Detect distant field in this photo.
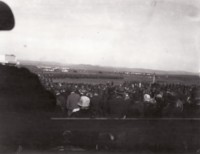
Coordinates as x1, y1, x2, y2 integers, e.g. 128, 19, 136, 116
125, 74, 199, 85
24, 65, 199, 85
53, 78, 124, 85
53, 74, 199, 85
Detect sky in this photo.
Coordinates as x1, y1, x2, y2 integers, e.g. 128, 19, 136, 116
0, 0, 200, 72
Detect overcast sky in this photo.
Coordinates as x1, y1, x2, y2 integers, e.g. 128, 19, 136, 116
0, 0, 200, 72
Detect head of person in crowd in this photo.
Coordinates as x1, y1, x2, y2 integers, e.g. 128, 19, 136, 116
71, 86, 80, 94
139, 82, 142, 88
92, 89, 99, 95
144, 93, 151, 102
78, 89, 91, 107
115, 88, 124, 98
71, 95, 91, 117
164, 91, 179, 105
86, 92, 93, 98
155, 92, 164, 101
79, 89, 87, 96
77, 98, 90, 110
55, 90, 60, 96
124, 93, 130, 100
144, 88, 150, 95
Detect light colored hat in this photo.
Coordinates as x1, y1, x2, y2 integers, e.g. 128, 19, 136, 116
124, 93, 130, 100
144, 94, 151, 102
156, 94, 163, 98
77, 96, 90, 109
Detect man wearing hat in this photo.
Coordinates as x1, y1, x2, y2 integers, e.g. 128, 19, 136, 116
71, 91, 91, 117
107, 89, 128, 118
90, 90, 103, 117
143, 92, 157, 117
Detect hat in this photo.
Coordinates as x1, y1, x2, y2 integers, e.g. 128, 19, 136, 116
56, 92, 60, 96
77, 96, 90, 109
79, 89, 87, 95
115, 87, 124, 95
156, 94, 163, 98
144, 94, 151, 102
124, 93, 130, 100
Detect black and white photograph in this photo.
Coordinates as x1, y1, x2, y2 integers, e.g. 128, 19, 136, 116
0, 0, 200, 153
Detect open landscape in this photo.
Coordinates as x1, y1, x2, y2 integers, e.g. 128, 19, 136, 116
21, 60, 200, 85
0, 0, 200, 153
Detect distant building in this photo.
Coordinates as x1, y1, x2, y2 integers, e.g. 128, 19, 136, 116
61, 68, 69, 73
0, 54, 19, 65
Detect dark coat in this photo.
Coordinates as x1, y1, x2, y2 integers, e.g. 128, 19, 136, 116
56, 94, 67, 112
126, 101, 144, 118
71, 109, 91, 118
90, 94, 103, 117
66, 92, 80, 111
108, 95, 128, 118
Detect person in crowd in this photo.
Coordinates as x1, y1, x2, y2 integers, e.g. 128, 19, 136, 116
71, 90, 91, 117
66, 88, 80, 116
55, 91, 65, 112
90, 90, 103, 117
162, 91, 184, 117
67, 91, 98, 149
107, 89, 128, 118
143, 92, 157, 117
184, 86, 200, 117
154, 92, 165, 117
126, 89, 145, 118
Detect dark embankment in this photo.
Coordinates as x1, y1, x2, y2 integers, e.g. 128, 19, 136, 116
0, 64, 59, 152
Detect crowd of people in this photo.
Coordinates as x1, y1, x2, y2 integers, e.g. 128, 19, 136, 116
2, 64, 200, 151
39, 75, 200, 118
